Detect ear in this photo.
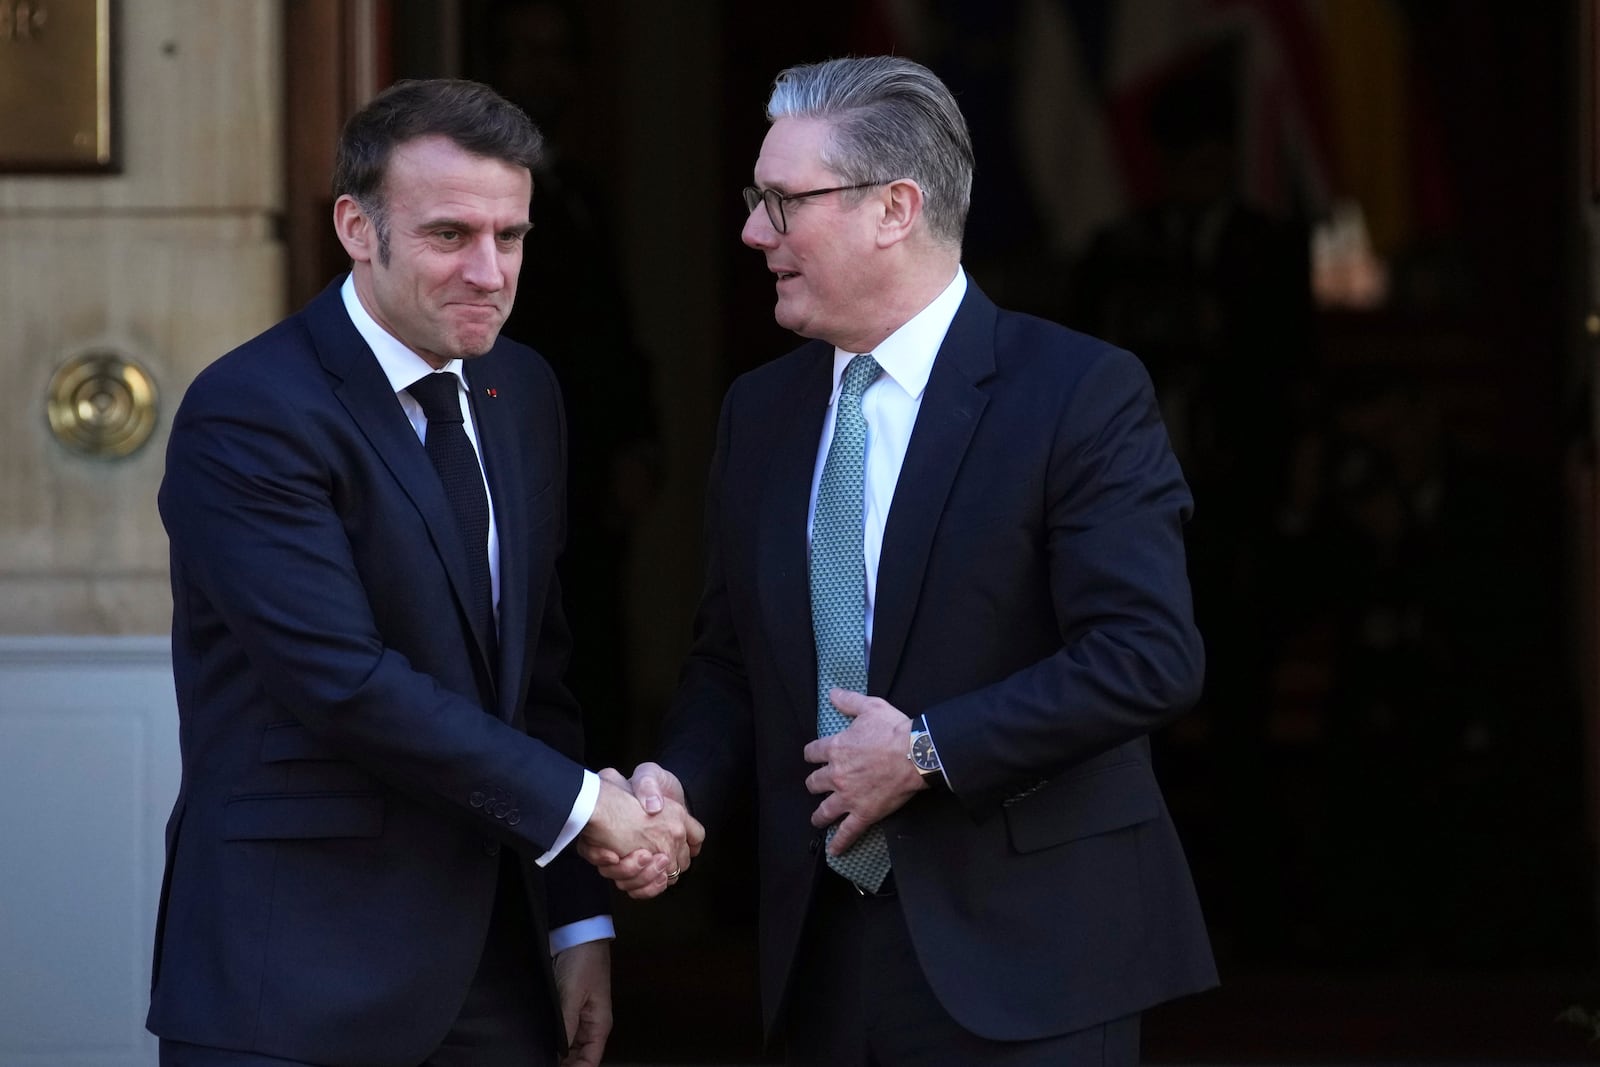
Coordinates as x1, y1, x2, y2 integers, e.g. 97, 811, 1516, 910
875, 178, 924, 248
332, 194, 377, 264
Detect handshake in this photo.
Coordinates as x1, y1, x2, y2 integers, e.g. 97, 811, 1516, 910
576, 763, 702, 899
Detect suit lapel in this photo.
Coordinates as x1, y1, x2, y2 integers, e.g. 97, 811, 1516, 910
757, 345, 834, 733
869, 285, 996, 696
305, 281, 500, 695
466, 355, 527, 721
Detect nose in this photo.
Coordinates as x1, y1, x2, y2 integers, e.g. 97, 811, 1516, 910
462, 234, 507, 291
742, 204, 777, 250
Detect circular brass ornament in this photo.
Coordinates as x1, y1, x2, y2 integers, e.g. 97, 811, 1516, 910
46, 351, 160, 459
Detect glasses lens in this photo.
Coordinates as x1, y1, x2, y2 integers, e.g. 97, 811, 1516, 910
741, 187, 787, 233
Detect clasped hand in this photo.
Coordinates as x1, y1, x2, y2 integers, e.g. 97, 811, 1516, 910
578, 690, 924, 892
803, 688, 927, 854
577, 766, 703, 899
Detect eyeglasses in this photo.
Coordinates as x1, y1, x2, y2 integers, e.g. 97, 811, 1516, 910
741, 182, 887, 234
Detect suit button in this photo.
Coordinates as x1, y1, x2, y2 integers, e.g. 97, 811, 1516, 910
507, 809, 521, 826
483, 841, 500, 857
469, 791, 486, 808
493, 801, 511, 819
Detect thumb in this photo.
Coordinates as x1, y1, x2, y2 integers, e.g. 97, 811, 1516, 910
829, 687, 866, 718
632, 762, 666, 814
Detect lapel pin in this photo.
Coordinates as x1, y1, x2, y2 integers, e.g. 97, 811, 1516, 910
484, 388, 498, 398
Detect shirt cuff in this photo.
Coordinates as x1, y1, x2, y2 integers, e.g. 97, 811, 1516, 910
549, 915, 617, 956
534, 768, 599, 867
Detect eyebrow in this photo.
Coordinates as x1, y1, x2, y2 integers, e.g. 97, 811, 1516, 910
421, 218, 533, 237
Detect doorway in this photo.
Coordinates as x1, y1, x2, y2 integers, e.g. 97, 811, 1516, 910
298, 1, 1598, 1059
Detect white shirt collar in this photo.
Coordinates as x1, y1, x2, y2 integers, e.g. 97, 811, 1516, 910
340, 274, 467, 394
830, 267, 967, 404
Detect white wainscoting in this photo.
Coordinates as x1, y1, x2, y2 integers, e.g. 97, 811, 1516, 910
0, 637, 177, 1067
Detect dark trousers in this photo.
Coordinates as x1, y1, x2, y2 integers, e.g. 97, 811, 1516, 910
160, 856, 556, 1067
783, 870, 1140, 1067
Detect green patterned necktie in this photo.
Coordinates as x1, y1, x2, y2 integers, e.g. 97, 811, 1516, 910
810, 353, 891, 892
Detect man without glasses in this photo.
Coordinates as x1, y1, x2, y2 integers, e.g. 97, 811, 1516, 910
150, 78, 700, 1067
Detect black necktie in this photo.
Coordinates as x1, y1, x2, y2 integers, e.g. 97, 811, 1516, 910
406, 373, 496, 649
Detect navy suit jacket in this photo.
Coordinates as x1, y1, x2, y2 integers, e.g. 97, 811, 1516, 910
659, 281, 1217, 1041
148, 279, 602, 1065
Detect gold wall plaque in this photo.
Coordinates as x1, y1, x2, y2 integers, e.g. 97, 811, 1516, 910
46, 350, 157, 459
0, 0, 115, 171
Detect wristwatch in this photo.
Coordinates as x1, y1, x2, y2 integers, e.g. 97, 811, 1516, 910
908, 716, 943, 783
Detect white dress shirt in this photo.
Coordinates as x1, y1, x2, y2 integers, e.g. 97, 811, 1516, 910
806, 267, 966, 650
341, 277, 610, 951
807, 268, 967, 780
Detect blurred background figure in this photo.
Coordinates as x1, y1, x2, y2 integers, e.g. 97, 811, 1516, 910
1070, 42, 1314, 967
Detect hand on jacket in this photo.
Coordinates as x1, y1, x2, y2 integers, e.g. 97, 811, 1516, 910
804, 689, 928, 853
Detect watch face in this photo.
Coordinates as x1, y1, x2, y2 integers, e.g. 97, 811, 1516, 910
911, 732, 939, 772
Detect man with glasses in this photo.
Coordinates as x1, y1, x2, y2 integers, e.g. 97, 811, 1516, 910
592, 56, 1215, 1065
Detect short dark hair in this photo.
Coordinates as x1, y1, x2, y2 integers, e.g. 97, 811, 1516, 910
332, 78, 543, 263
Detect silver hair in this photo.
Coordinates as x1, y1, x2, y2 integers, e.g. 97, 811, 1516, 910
766, 56, 973, 248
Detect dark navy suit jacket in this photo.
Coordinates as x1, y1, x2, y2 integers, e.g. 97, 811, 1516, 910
147, 279, 602, 1065
660, 281, 1217, 1041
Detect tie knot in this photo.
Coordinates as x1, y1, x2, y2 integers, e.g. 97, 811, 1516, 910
840, 354, 881, 400
407, 373, 464, 423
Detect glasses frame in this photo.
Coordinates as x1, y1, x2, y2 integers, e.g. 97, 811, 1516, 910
742, 181, 888, 234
